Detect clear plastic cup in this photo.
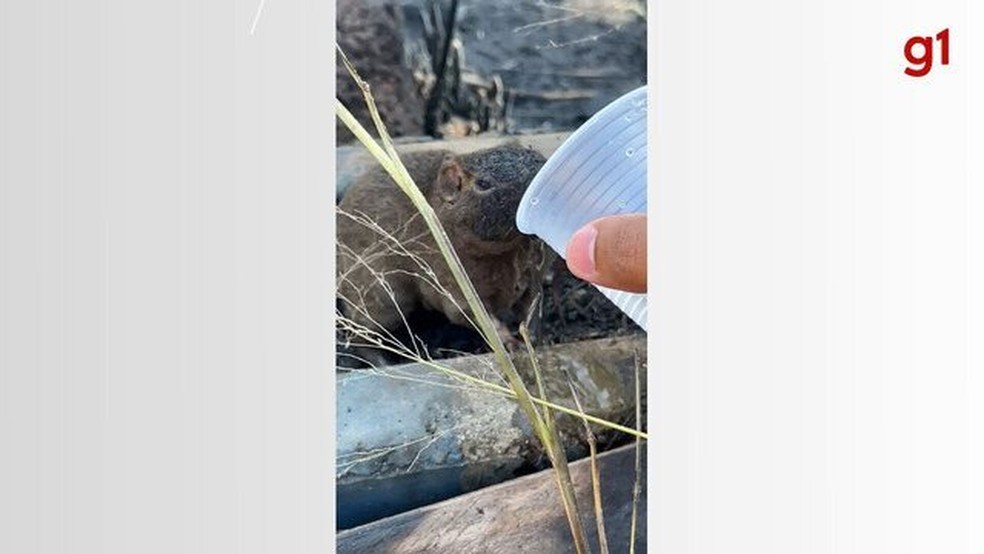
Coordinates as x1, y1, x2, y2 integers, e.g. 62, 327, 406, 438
516, 86, 647, 330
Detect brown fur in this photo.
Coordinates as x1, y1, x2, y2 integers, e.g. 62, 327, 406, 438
337, 145, 550, 346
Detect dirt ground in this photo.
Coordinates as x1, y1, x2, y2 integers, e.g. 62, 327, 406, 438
338, 0, 647, 137
336, 0, 646, 365
437, 0, 647, 131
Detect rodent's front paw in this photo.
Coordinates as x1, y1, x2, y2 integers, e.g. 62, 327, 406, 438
494, 319, 523, 352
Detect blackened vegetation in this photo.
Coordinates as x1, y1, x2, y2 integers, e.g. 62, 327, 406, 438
541, 258, 640, 345
336, 0, 427, 142
422, 0, 460, 135
338, 0, 647, 141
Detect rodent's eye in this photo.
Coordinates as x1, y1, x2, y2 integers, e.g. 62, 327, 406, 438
474, 177, 495, 191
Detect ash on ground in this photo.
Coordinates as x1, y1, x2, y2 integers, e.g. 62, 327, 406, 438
338, 0, 646, 140
336, 259, 641, 369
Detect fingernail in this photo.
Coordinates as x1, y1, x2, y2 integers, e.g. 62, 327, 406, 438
566, 223, 598, 279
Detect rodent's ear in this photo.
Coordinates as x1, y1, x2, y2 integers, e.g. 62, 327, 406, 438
436, 156, 468, 201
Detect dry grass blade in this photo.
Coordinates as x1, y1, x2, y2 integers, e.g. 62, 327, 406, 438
566, 375, 609, 554
521, 321, 589, 554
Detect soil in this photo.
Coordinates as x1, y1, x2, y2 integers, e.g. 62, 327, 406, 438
441, 0, 647, 132
336, 257, 641, 368
338, 0, 647, 138
336, 0, 427, 142
540, 256, 641, 344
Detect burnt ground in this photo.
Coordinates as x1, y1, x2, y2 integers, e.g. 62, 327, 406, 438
336, 0, 646, 366
419, 255, 643, 353
444, 0, 647, 132
338, 0, 647, 138
336, 256, 641, 368
540, 257, 640, 343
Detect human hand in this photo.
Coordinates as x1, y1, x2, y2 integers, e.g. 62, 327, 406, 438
564, 214, 646, 293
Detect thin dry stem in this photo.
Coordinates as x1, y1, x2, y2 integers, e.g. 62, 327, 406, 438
521, 322, 589, 554
567, 375, 609, 554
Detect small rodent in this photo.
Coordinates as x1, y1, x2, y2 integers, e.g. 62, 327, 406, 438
337, 144, 551, 354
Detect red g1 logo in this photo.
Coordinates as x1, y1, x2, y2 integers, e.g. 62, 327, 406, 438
904, 28, 950, 78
